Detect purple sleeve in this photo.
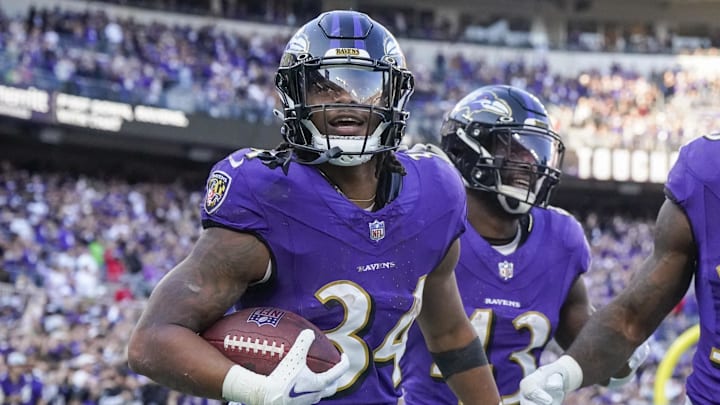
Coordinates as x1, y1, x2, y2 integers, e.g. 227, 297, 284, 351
200, 150, 268, 234
550, 207, 590, 278
665, 144, 694, 204
407, 151, 467, 245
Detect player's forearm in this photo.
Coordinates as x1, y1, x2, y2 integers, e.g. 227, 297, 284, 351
446, 366, 500, 405
569, 254, 686, 386
565, 304, 642, 386
128, 324, 232, 399
429, 332, 499, 403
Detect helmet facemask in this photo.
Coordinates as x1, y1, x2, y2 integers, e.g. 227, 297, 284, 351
448, 122, 564, 214
276, 55, 413, 166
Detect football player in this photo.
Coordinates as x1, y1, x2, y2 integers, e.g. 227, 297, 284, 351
519, 134, 719, 405
400, 85, 647, 404
128, 10, 500, 405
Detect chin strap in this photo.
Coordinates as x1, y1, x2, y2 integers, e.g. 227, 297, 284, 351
304, 147, 344, 165
497, 193, 532, 215
256, 147, 344, 175
255, 148, 294, 174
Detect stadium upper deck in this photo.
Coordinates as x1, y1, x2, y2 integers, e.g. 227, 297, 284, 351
0, 0, 717, 190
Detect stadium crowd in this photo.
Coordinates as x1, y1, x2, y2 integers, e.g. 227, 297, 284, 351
100, 0, 720, 53
0, 2, 704, 404
1, 5, 720, 152
0, 160, 215, 404
0, 158, 698, 404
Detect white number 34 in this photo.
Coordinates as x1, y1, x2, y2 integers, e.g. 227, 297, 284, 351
315, 278, 426, 391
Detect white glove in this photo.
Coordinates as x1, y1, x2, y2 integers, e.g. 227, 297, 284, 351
605, 341, 650, 389
519, 355, 583, 405
222, 329, 350, 405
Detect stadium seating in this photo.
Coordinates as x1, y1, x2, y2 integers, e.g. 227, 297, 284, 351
0, 2, 704, 403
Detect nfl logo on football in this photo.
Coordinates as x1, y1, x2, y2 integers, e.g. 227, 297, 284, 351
498, 260, 514, 280
247, 307, 286, 327
369, 220, 386, 241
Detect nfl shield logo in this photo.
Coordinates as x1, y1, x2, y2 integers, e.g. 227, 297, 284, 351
369, 219, 386, 241
498, 260, 514, 280
246, 307, 286, 327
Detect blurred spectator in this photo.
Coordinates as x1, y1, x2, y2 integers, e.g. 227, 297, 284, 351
0, 351, 44, 404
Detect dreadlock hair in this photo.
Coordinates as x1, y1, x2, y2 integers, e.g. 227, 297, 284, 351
374, 150, 406, 178
373, 150, 405, 209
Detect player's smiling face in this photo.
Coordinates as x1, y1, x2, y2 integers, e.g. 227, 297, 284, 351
490, 134, 538, 190
305, 68, 384, 137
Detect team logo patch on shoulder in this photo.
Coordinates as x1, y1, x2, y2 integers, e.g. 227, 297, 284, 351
247, 307, 286, 327
204, 170, 231, 214
369, 219, 386, 241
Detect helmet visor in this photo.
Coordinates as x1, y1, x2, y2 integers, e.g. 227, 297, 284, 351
486, 128, 563, 169
304, 66, 390, 108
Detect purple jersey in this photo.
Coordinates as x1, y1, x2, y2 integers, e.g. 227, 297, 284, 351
401, 207, 590, 404
665, 134, 720, 405
0, 373, 43, 405
201, 148, 466, 404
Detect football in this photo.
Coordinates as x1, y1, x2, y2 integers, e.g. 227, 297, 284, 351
201, 307, 341, 375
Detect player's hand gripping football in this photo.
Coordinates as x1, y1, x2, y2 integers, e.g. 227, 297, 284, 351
519, 355, 583, 405
222, 329, 350, 405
